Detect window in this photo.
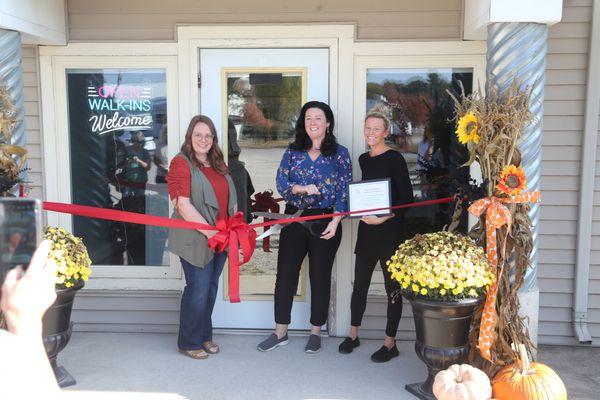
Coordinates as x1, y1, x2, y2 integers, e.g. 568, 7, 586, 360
366, 68, 473, 235
66, 68, 169, 266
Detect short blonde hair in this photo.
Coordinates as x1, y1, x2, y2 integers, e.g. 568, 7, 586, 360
365, 103, 391, 131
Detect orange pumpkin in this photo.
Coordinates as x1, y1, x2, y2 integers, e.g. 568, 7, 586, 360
492, 344, 567, 400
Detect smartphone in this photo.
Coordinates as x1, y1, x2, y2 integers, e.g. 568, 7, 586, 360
0, 198, 43, 284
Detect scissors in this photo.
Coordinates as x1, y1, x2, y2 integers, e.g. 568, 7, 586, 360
252, 210, 328, 240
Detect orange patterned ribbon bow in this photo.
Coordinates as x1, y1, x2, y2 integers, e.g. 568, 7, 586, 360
468, 191, 541, 362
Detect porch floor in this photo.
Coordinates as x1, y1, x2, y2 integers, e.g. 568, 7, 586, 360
59, 332, 599, 400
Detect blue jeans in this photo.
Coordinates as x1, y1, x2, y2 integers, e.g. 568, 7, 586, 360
178, 253, 226, 350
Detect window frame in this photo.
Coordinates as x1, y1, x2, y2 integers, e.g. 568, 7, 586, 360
40, 46, 181, 289
352, 44, 486, 296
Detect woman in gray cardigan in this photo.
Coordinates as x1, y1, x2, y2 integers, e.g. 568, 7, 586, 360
168, 115, 237, 360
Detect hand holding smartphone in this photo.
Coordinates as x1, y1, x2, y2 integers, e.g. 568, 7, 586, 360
0, 198, 42, 285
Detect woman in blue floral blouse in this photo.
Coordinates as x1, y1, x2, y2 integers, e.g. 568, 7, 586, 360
257, 101, 352, 354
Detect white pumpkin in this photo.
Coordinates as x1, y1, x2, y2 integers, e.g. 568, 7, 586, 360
433, 364, 492, 400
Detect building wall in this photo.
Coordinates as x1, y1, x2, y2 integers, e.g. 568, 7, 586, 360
362, 1, 599, 345
20, 1, 598, 341
66, 0, 463, 41
22, 45, 43, 200
537, 0, 595, 345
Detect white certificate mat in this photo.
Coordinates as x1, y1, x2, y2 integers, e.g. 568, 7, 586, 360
348, 178, 392, 218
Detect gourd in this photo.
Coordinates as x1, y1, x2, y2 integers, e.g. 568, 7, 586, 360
433, 364, 492, 400
492, 344, 567, 400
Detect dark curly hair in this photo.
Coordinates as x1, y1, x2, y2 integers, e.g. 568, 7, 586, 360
289, 101, 338, 157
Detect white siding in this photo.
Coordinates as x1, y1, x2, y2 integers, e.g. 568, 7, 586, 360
538, 0, 594, 345
21, 45, 43, 200
71, 290, 180, 333
67, 0, 463, 41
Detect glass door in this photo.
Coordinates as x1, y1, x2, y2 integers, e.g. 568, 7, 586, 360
199, 48, 329, 329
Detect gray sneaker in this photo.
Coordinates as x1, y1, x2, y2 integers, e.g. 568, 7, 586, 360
257, 333, 288, 352
304, 334, 322, 354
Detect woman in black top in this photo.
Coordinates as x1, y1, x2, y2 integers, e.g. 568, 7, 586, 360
338, 108, 413, 362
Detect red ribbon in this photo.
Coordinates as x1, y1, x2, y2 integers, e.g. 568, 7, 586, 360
207, 212, 257, 303
42, 196, 454, 303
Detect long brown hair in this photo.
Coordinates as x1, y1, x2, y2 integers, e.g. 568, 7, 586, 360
181, 115, 229, 175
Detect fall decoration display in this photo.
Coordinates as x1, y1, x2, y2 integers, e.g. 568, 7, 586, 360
44, 226, 92, 289
42, 227, 91, 388
388, 231, 494, 301
0, 81, 26, 196
449, 81, 539, 372
433, 364, 492, 400
390, 233, 492, 400
492, 344, 567, 400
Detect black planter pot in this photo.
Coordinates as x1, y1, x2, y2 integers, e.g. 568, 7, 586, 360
42, 281, 84, 388
405, 296, 482, 400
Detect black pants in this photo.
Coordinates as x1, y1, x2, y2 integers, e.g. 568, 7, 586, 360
274, 208, 342, 326
350, 253, 403, 337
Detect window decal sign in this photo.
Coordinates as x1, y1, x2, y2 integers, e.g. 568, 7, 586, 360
87, 83, 154, 135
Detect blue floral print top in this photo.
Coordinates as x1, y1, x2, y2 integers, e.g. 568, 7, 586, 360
276, 145, 352, 212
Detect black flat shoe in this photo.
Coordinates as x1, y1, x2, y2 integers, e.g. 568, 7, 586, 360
370, 344, 399, 363
338, 337, 360, 354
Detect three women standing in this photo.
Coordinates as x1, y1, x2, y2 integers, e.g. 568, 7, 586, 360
257, 101, 352, 353
338, 108, 413, 362
169, 104, 412, 360
167, 115, 237, 360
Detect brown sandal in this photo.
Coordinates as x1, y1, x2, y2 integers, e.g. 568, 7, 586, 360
203, 341, 220, 354
178, 348, 209, 359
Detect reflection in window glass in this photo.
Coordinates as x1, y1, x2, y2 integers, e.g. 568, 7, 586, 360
225, 71, 305, 298
67, 69, 168, 266
366, 68, 473, 236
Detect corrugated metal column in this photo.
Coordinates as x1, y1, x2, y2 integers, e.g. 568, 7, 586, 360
487, 22, 548, 344
0, 29, 26, 180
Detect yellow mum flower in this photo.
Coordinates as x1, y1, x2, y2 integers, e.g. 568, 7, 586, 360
386, 231, 493, 300
45, 226, 92, 290
456, 112, 480, 145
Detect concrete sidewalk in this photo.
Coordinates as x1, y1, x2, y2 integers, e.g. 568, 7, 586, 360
59, 332, 599, 400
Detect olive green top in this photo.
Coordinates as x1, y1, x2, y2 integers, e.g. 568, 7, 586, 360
168, 153, 237, 267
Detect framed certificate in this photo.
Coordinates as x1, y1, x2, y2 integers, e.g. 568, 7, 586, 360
348, 178, 392, 218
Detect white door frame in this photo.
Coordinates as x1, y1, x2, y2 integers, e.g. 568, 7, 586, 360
177, 25, 355, 335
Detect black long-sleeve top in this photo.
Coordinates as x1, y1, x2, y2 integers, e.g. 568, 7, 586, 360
354, 149, 414, 262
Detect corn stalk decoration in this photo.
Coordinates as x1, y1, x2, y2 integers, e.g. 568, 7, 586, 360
0, 80, 26, 197
448, 80, 539, 376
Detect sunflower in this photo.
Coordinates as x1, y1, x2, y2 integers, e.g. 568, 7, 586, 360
455, 112, 480, 144
496, 164, 526, 196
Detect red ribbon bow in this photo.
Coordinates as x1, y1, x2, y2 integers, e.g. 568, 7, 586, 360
207, 212, 257, 303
